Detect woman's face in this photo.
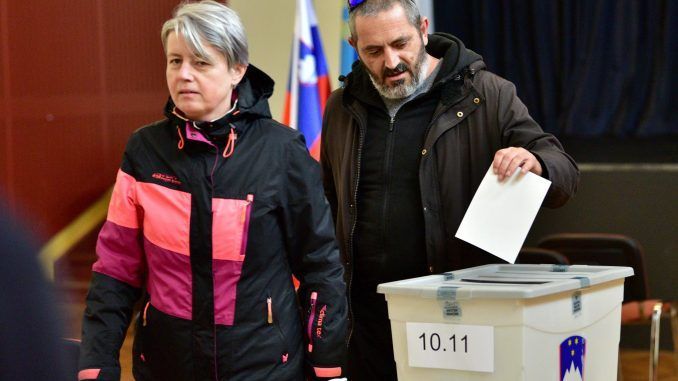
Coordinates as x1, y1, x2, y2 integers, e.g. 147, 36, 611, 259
165, 32, 246, 121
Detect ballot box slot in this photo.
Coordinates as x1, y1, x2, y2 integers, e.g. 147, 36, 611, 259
460, 278, 549, 285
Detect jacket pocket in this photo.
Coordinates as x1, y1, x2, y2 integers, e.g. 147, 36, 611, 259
212, 195, 253, 326
266, 294, 290, 364
138, 301, 152, 362
142, 300, 151, 327
212, 194, 254, 261
132, 303, 194, 380
132, 301, 153, 380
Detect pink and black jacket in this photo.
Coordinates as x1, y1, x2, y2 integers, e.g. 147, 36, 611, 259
78, 65, 347, 381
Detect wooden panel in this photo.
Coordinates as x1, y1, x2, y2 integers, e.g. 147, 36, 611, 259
0, 118, 8, 196
7, 0, 100, 97
2, 0, 177, 237
0, 0, 10, 196
103, 0, 176, 93
11, 114, 107, 238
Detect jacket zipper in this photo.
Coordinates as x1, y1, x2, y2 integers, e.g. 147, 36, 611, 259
240, 194, 254, 256
382, 116, 397, 246
267, 297, 273, 324
190, 127, 233, 381
346, 104, 366, 347
142, 301, 151, 326
210, 146, 220, 381
307, 291, 318, 352
140, 301, 151, 363
267, 294, 290, 363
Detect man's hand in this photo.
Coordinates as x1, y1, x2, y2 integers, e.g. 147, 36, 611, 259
492, 147, 542, 182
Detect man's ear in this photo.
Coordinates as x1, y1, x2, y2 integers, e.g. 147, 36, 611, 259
348, 37, 356, 49
420, 16, 430, 45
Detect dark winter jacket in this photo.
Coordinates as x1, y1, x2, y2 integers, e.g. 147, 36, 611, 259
321, 32, 579, 287
79, 64, 347, 381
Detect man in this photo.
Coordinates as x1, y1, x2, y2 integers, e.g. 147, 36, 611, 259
320, 0, 579, 379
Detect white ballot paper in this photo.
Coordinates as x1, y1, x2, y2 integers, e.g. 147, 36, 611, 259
455, 166, 551, 263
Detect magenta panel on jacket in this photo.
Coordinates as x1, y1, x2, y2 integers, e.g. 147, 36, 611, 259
94, 220, 145, 287
213, 258, 244, 326
144, 237, 193, 320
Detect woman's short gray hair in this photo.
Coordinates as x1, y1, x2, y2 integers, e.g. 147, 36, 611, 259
161, 0, 248, 66
349, 0, 421, 41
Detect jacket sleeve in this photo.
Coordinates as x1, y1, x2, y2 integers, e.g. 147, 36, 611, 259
496, 79, 580, 208
282, 134, 348, 380
78, 151, 145, 380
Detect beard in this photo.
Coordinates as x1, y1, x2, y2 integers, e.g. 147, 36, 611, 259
365, 42, 429, 100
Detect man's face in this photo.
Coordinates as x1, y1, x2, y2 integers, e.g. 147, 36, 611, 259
351, 4, 429, 99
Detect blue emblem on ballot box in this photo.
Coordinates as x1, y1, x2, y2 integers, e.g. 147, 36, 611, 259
560, 335, 586, 381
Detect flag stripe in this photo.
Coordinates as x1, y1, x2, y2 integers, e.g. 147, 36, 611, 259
284, 0, 331, 162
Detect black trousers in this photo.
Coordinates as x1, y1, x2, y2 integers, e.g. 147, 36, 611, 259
348, 290, 398, 381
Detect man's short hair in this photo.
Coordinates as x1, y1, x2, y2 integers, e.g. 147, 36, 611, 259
348, 0, 421, 42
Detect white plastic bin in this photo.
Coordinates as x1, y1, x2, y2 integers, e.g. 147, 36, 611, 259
377, 264, 633, 381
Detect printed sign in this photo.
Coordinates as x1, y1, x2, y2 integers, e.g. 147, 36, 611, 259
406, 322, 494, 372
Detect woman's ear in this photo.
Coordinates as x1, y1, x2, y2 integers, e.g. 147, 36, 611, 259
231, 64, 248, 87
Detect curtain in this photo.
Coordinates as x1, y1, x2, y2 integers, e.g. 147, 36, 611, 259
434, 0, 677, 138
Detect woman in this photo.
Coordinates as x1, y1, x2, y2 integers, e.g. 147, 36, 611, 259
78, 2, 347, 380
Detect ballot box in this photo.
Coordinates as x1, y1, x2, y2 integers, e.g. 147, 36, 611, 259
377, 264, 634, 381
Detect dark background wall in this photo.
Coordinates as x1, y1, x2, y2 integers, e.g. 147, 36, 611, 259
0, 0, 177, 239
435, 0, 677, 138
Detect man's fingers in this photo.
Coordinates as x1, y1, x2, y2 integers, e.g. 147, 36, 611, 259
494, 149, 512, 179
493, 148, 542, 181
494, 148, 537, 181
492, 150, 505, 174
520, 158, 532, 173
500, 150, 522, 180
505, 156, 526, 178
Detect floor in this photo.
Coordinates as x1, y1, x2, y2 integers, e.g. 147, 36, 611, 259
619, 350, 677, 381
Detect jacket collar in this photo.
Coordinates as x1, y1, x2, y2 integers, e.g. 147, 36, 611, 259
164, 63, 275, 136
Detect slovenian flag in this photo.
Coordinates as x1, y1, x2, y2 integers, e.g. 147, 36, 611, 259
282, 0, 331, 161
